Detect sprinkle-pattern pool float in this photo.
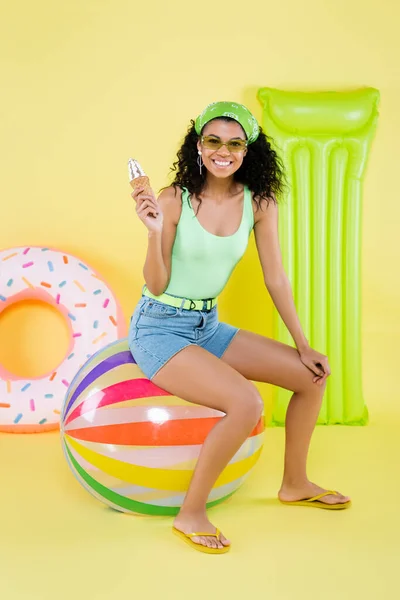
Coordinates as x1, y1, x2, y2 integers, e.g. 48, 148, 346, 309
0, 246, 126, 432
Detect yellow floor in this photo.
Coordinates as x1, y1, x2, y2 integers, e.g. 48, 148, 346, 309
1, 400, 399, 600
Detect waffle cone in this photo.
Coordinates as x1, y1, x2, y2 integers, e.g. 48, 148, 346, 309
129, 175, 151, 195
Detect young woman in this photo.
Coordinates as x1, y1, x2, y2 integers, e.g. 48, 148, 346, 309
129, 101, 350, 555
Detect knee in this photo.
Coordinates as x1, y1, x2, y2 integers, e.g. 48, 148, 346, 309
299, 375, 327, 397
292, 356, 328, 396
233, 385, 264, 426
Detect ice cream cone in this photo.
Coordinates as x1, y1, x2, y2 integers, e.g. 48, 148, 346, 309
128, 158, 152, 195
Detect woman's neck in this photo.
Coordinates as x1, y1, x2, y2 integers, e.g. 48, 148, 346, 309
201, 174, 242, 202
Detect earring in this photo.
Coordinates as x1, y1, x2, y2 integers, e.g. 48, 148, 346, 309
197, 151, 203, 176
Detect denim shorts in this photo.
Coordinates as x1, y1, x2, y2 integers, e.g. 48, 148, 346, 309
128, 295, 239, 380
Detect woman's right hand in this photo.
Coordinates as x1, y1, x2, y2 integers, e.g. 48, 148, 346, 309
131, 186, 164, 233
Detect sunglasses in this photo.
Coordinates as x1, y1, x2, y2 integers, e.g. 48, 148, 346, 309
200, 135, 247, 153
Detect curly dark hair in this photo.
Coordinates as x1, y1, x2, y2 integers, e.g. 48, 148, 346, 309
167, 118, 287, 211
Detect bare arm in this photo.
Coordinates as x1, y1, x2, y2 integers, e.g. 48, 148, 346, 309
254, 198, 309, 352
141, 186, 181, 296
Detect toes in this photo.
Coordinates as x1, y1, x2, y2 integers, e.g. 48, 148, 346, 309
220, 534, 231, 547
203, 535, 225, 549
332, 491, 350, 503
175, 524, 230, 550
324, 495, 340, 505
327, 493, 350, 504
202, 534, 228, 549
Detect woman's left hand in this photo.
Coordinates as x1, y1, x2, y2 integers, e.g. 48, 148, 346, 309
298, 346, 331, 386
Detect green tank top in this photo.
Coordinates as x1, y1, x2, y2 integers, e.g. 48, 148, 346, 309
164, 185, 254, 300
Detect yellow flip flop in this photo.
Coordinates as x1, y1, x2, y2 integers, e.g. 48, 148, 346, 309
172, 527, 230, 554
279, 490, 351, 510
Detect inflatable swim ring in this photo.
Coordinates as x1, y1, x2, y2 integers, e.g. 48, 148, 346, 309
0, 246, 126, 433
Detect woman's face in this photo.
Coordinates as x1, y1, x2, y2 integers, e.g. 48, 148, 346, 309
197, 119, 248, 179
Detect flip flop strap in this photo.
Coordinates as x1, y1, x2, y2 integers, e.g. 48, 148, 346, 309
306, 490, 338, 502
187, 528, 220, 539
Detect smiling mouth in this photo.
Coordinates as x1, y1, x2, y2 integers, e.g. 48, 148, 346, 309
212, 160, 233, 168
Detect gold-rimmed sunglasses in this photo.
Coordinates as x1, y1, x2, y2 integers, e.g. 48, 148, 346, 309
200, 135, 248, 153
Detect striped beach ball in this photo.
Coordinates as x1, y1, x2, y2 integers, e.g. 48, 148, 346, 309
61, 339, 265, 516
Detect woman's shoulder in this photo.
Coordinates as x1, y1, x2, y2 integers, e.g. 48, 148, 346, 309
251, 190, 278, 222
158, 184, 187, 200
157, 185, 185, 224
158, 185, 185, 202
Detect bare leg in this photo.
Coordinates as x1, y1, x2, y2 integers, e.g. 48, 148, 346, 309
222, 330, 350, 505
152, 345, 263, 550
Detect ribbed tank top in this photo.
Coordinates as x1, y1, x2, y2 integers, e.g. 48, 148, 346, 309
163, 186, 254, 300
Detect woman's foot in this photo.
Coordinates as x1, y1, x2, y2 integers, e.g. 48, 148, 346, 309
278, 480, 350, 506
173, 512, 231, 550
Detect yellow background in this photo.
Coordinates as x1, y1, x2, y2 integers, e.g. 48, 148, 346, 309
0, 0, 398, 417
0, 1, 399, 598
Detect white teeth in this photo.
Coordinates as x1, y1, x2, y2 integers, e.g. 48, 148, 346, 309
214, 161, 230, 166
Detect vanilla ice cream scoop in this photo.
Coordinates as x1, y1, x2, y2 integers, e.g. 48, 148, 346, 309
128, 158, 152, 195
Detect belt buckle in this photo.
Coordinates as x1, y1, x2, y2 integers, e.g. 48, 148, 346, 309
187, 298, 213, 311
203, 298, 213, 312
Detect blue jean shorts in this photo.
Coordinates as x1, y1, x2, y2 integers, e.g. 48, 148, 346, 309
128, 295, 239, 380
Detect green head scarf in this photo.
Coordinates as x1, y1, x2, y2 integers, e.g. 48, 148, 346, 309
195, 101, 260, 144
